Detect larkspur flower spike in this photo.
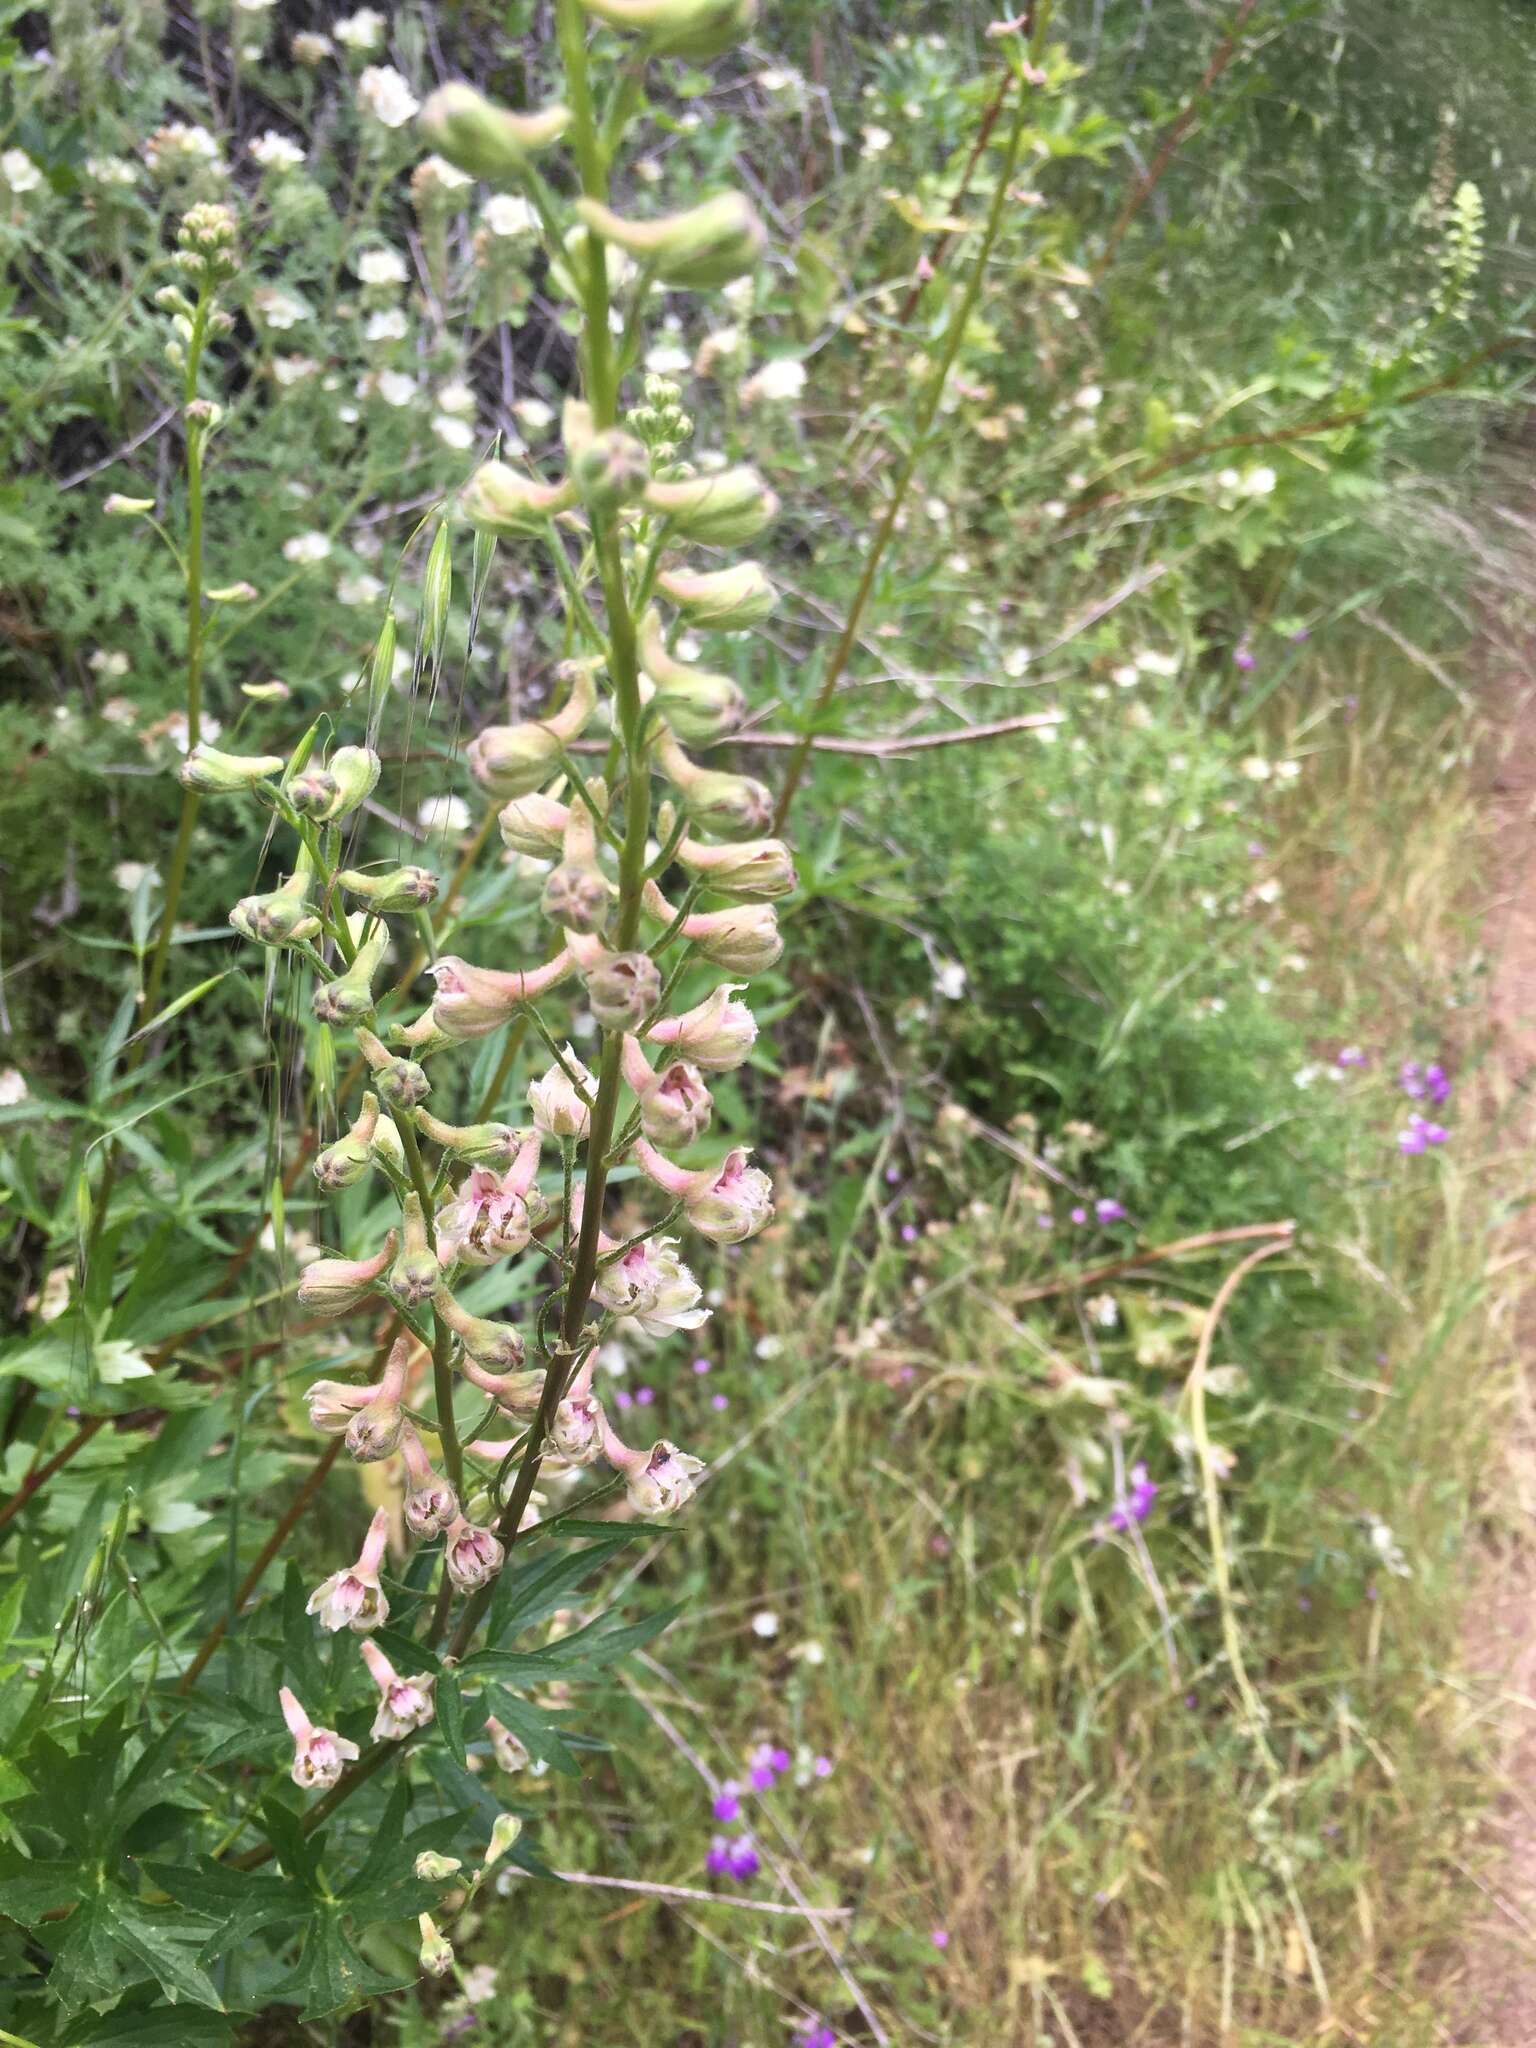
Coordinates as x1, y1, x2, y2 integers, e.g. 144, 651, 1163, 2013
306, 1506, 391, 1633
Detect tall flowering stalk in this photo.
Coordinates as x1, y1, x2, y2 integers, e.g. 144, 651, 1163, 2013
199, 0, 788, 1827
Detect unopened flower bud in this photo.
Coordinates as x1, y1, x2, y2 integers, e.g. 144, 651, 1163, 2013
231, 856, 318, 944
443, 1514, 505, 1590
414, 1108, 521, 1165
485, 1715, 531, 1773
467, 663, 598, 798
541, 859, 611, 935
419, 83, 570, 180
417, 1911, 454, 1977
601, 1427, 706, 1518
657, 560, 777, 630
461, 458, 577, 540
622, 1039, 715, 1147
484, 1812, 523, 1867
577, 0, 756, 57
291, 745, 380, 824
355, 1025, 432, 1110
179, 743, 284, 793
428, 950, 576, 1041
314, 1091, 384, 1190
345, 1394, 404, 1462
575, 191, 766, 289
336, 864, 440, 911
415, 1851, 463, 1882
528, 1046, 596, 1138
572, 428, 650, 514
656, 734, 773, 838
585, 950, 662, 1031
647, 981, 756, 1070
104, 492, 156, 517
312, 925, 390, 1026
676, 833, 796, 899
551, 1391, 606, 1467
401, 1427, 459, 1538
686, 1147, 774, 1243
207, 580, 258, 604
683, 904, 783, 974
644, 466, 778, 545
297, 1231, 398, 1318
388, 1193, 440, 1306
434, 1285, 527, 1370
499, 790, 572, 859
285, 766, 339, 817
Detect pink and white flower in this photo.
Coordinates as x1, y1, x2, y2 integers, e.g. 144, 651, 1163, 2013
280, 1686, 359, 1790
444, 1515, 505, 1590
306, 1506, 390, 1633
429, 950, 574, 1041
621, 1036, 713, 1147
601, 1427, 706, 1518
401, 1426, 458, 1538
550, 1390, 606, 1467
634, 1140, 773, 1246
435, 1133, 542, 1267
646, 982, 757, 1071
359, 1638, 437, 1741
593, 1236, 709, 1340
528, 1046, 597, 1138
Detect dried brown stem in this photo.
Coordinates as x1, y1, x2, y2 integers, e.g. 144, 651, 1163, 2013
1014, 1219, 1296, 1305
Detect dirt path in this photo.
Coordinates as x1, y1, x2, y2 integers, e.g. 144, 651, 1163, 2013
1462, 663, 1536, 2043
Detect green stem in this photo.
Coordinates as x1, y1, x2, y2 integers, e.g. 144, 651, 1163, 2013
398, 1116, 463, 1498
556, 0, 616, 423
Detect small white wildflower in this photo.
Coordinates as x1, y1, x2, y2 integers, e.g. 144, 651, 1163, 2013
860, 124, 893, 158
1111, 663, 1140, 688
112, 861, 157, 893
1087, 1294, 1119, 1330
2, 149, 43, 194
337, 572, 384, 607
282, 530, 332, 565
85, 155, 138, 188
0, 1068, 30, 1107
374, 369, 416, 407
512, 396, 554, 432
251, 286, 308, 332
1240, 465, 1277, 497
355, 244, 410, 287
291, 28, 332, 62
334, 7, 385, 51
1073, 383, 1103, 411
418, 794, 471, 834
934, 959, 967, 1001
89, 649, 130, 680
432, 414, 475, 451
357, 65, 419, 128
1239, 755, 1272, 782
1136, 650, 1180, 676
481, 193, 537, 239
272, 354, 319, 388
644, 341, 691, 377
436, 378, 476, 416
1002, 646, 1032, 678
750, 1611, 781, 1639
250, 130, 304, 172
790, 1638, 826, 1666
364, 306, 409, 345
740, 357, 806, 407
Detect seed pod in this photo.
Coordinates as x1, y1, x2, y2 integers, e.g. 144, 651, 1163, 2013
180, 744, 285, 793
575, 192, 766, 290
419, 83, 570, 180
643, 467, 778, 546
656, 561, 777, 629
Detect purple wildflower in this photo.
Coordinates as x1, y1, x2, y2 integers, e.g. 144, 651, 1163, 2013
1336, 1045, 1368, 1069
813, 1754, 833, 1778
900, 1222, 918, 1244
885, 1165, 901, 1184
796, 2027, 836, 2048
614, 1387, 633, 1410
1398, 1113, 1448, 1155
692, 1356, 712, 1374
705, 1836, 733, 1877
1070, 1205, 1088, 1225
1036, 1213, 1053, 1230
636, 1385, 655, 1406
1097, 1462, 1158, 1539
1094, 1198, 1126, 1224
727, 1835, 760, 1880
932, 1927, 950, 1950
749, 1762, 774, 1791
1399, 1060, 1425, 1099
713, 1782, 741, 1823
1424, 1062, 1451, 1105
711, 1392, 729, 1410
770, 1746, 791, 1772
1234, 643, 1256, 671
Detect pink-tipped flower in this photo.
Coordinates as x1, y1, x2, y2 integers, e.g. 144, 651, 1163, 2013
528, 1046, 597, 1138
681, 904, 783, 975
686, 1148, 774, 1245
433, 1284, 528, 1370
646, 982, 757, 1071
306, 1507, 391, 1633
297, 1231, 397, 1319
551, 1390, 606, 1467
417, 1911, 454, 1977
280, 1686, 359, 1791
436, 1140, 541, 1267
602, 1425, 706, 1518
485, 1714, 531, 1773
359, 1637, 437, 1741
674, 833, 797, 901
303, 1377, 378, 1436
583, 949, 662, 1030
429, 948, 575, 1041
622, 1036, 714, 1148
344, 1337, 409, 1463
401, 1426, 459, 1538
444, 1515, 505, 1590
593, 1236, 710, 1339
457, 1356, 545, 1417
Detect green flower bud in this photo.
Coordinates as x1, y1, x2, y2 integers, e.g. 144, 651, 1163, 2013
179, 743, 285, 793
656, 561, 777, 629
414, 1108, 521, 1165
312, 927, 390, 1027
675, 833, 797, 899
577, 0, 756, 57
356, 1025, 432, 1110
323, 745, 382, 822
419, 84, 571, 180
417, 1911, 454, 1978
297, 1231, 398, 1319
644, 467, 778, 545
499, 789, 572, 858
483, 1812, 523, 1868
572, 429, 650, 514
637, 608, 745, 741
314, 1092, 384, 1191
461, 458, 577, 538
467, 663, 598, 799
656, 733, 773, 837
388, 1193, 441, 1307
230, 853, 317, 944
574, 192, 766, 289
414, 1852, 463, 1882
336, 865, 441, 912
541, 860, 612, 935
104, 493, 156, 517
373, 1111, 406, 1174
434, 1285, 527, 1369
